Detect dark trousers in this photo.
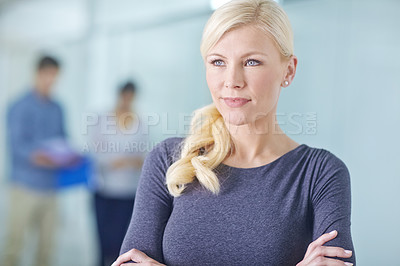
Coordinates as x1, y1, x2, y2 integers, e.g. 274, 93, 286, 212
94, 192, 135, 266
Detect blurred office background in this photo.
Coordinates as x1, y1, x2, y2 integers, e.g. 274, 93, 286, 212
0, 0, 399, 265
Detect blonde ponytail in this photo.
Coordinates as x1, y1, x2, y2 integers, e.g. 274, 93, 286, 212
166, 103, 232, 197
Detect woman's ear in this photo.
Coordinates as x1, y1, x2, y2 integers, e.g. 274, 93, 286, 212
281, 55, 298, 87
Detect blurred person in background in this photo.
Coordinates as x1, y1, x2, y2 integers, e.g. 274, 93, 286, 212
88, 81, 149, 266
2, 55, 65, 266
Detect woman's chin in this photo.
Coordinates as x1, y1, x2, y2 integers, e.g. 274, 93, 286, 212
222, 114, 248, 127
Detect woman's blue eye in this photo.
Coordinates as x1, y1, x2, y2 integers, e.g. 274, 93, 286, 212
245, 59, 260, 66
212, 60, 224, 66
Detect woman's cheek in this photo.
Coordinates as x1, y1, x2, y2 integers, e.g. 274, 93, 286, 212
206, 74, 221, 93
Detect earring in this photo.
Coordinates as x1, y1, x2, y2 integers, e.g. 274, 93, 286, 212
284, 81, 289, 86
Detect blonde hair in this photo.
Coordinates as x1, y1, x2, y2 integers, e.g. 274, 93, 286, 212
201, 0, 294, 60
166, 0, 294, 197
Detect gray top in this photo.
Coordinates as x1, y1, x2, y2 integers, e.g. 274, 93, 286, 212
121, 137, 356, 265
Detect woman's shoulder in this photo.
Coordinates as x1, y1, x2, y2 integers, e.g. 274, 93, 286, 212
152, 136, 185, 154
300, 144, 351, 189
146, 136, 185, 167
158, 136, 185, 148
302, 144, 349, 170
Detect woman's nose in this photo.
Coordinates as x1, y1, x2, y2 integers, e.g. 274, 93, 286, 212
224, 65, 244, 89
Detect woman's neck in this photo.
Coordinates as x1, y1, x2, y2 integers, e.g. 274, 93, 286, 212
223, 116, 299, 167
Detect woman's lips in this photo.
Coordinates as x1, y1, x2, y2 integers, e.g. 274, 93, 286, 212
222, 97, 251, 108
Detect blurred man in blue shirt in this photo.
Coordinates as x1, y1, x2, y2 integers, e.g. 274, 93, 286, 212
2, 55, 65, 266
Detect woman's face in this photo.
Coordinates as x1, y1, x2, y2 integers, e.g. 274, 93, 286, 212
205, 25, 297, 128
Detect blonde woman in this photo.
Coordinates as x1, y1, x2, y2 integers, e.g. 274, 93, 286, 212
112, 0, 355, 265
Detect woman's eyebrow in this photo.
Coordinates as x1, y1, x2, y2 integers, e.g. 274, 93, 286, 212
207, 52, 268, 59
207, 53, 226, 58
240, 51, 269, 58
